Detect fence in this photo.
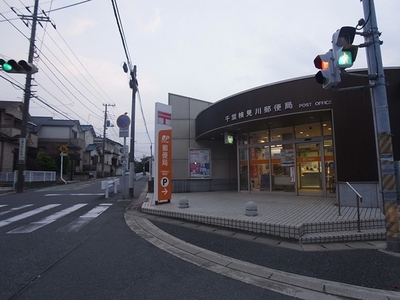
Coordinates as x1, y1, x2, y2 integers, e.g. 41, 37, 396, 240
0, 171, 56, 191
20, 171, 56, 183
0, 172, 15, 183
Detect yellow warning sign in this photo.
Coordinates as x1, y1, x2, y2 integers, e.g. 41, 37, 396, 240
59, 145, 68, 153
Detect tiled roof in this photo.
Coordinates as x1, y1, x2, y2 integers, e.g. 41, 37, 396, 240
0, 100, 21, 109
85, 144, 97, 151
31, 116, 83, 134
32, 116, 79, 127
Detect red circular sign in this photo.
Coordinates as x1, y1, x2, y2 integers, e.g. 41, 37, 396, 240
117, 115, 130, 129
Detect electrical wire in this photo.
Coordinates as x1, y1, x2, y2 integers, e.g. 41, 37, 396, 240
2, 1, 103, 122
109, 0, 153, 157
0, 74, 25, 91
51, 29, 117, 106
35, 47, 103, 118
1, 1, 141, 146
110, 0, 132, 67
137, 88, 152, 145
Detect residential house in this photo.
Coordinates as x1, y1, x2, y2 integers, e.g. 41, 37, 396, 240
31, 116, 86, 175
32, 116, 122, 178
0, 101, 38, 172
81, 125, 100, 174
94, 135, 122, 176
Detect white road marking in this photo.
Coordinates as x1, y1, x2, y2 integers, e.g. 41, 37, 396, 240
45, 193, 104, 197
0, 204, 34, 217
58, 203, 112, 232
0, 204, 60, 228
7, 204, 88, 234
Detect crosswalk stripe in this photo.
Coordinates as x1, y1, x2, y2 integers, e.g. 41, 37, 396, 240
45, 193, 104, 197
7, 204, 88, 234
58, 203, 112, 232
0, 204, 34, 217
0, 204, 60, 228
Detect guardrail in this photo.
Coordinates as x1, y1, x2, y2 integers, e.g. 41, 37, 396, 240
345, 181, 363, 232
101, 178, 120, 198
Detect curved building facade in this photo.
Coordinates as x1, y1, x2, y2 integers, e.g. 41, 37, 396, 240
169, 68, 400, 208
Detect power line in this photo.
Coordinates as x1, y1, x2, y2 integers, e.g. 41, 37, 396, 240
51, 28, 117, 105
36, 48, 103, 118
1, 1, 131, 147
110, 0, 132, 66
137, 88, 152, 145
1, 1, 113, 120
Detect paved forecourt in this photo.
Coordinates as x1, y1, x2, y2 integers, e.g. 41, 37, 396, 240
141, 191, 386, 244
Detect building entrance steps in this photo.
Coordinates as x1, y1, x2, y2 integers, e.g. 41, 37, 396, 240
141, 191, 387, 244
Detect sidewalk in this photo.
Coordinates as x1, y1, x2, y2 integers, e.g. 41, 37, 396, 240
141, 191, 386, 244
125, 191, 400, 299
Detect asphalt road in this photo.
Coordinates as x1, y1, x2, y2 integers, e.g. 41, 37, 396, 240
150, 217, 400, 292
0, 177, 296, 300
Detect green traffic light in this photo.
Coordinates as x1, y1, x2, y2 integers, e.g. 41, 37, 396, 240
0, 59, 13, 72
2, 62, 13, 72
338, 51, 353, 68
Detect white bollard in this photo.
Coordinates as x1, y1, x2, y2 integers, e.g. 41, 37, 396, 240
245, 201, 258, 216
179, 197, 189, 208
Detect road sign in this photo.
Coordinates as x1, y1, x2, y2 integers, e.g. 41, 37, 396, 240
117, 114, 130, 129
59, 145, 68, 153
18, 138, 26, 163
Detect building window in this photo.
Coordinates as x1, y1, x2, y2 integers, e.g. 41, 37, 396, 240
13, 119, 22, 129
295, 122, 322, 139
322, 121, 332, 136
249, 130, 269, 144
270, 126, 293, 142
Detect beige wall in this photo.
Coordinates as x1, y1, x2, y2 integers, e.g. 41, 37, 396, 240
169, 93, 237, 192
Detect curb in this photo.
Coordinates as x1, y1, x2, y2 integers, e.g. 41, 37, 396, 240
124, 209, 400, 300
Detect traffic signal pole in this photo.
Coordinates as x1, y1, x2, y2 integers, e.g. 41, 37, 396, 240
16, 0, 39, 193
362, 0, 400, 252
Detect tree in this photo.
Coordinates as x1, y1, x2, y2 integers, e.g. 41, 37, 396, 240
35, 151, 57, 171
136, 155, 151, 173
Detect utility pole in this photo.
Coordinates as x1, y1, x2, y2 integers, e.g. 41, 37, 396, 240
362, 0, 400, 252
110, 0, 137, 198
16, 0, 39, 193
128, 66, 137, 198
102, 103, 115, 178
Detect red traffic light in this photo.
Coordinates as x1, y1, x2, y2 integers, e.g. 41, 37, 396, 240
314, 55, 330, 70
313, 51, 340, 89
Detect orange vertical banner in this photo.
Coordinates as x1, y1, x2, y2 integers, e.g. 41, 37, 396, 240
157, 129, 172, 202
154, 102, 172, 205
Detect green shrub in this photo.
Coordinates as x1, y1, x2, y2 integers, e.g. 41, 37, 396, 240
35, 151, 57, 171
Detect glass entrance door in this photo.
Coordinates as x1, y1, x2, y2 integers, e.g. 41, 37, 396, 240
249, 147, 270, 191
239, 148, 249, 191
296, 143, 323, 194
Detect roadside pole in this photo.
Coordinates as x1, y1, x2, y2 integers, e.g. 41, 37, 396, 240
16, 0, 39, 193
117, 114, 131, 199
128, 67, 137, 198
362, 0, 400, 252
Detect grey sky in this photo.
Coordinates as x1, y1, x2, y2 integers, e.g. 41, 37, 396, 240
0, 0, 399, 158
